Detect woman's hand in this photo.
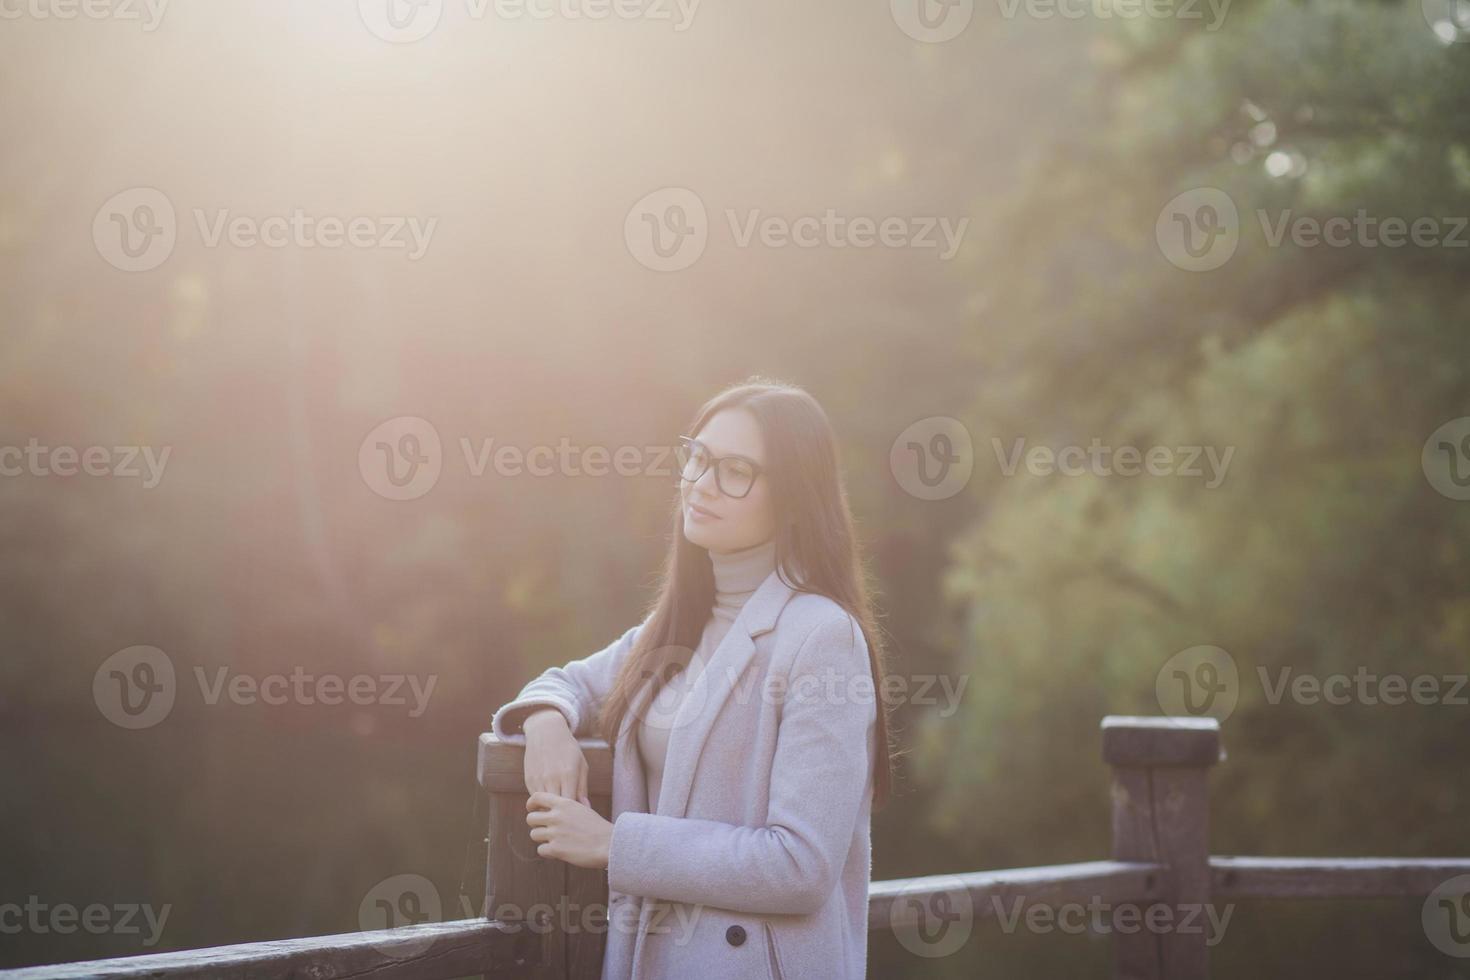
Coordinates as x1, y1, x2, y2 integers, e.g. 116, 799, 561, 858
522, 708, 590, 806
526, 792, 613, 869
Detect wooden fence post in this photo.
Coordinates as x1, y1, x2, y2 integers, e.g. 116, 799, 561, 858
1102, 716, 1223, 980
478, 733, 615, 980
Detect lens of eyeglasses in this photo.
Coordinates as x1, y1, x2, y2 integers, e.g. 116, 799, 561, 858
718, 458, 755, 497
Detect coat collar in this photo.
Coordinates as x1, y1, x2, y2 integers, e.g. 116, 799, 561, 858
616, 564, 801, 819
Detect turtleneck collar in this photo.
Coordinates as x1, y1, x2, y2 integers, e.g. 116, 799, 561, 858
710, 536, 779, 604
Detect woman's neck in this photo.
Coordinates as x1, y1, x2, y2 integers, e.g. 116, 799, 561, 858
709, 537, 778, 621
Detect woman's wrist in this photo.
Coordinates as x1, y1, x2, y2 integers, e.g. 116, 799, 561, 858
523, 707, 569, 734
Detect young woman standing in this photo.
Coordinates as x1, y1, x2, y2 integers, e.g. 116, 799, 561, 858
491, 376, 893, 979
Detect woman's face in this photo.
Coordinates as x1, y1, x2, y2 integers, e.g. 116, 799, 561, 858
680, 408, 776, 554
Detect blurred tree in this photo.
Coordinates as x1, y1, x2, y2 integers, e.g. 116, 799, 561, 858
916, 1, 1470, 974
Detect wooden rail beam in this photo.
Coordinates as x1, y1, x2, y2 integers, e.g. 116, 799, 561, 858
0, 919, 533, 980
869, 860, 1165, 931
1211, 857, 1470, 899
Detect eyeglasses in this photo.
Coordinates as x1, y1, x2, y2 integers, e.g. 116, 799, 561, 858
675, 435, 764, 499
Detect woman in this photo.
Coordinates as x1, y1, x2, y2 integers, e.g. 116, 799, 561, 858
490, 376, 893, 980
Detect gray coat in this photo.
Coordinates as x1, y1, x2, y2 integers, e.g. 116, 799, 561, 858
491, 566, 876, 979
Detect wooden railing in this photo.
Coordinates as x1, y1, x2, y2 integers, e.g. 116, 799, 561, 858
7, 716, 1468, 978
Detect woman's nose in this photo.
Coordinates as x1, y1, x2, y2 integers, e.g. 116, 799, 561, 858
692, 465, 722, 497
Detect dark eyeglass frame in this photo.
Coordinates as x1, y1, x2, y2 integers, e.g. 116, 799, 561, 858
675, 435, 764, 499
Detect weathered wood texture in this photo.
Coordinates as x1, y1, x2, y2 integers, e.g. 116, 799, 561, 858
478, 733, 613, 796
1101, 716, 1225, 769
869, 860, 1164, 931
1211, 857, 1470, 898
1105, 716, 1221, 980
479, 734, 612, 980
14, 718, 1470, 980
1, 919, 533, 980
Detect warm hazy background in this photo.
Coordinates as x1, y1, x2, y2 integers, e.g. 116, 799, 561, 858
3, 0, 1469, 975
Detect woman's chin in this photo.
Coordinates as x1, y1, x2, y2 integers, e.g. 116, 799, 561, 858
682, 524, 724, 551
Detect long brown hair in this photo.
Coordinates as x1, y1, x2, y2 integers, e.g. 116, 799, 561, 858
598, 376, 895, 808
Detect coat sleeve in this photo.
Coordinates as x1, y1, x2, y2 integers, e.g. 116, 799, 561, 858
491, 619, 646, 740
606, 612, 876, 915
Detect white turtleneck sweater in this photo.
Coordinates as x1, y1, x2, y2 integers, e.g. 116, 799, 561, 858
637, 536, 778, 812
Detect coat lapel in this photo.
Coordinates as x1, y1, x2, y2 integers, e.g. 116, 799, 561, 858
649, 566, 797, 820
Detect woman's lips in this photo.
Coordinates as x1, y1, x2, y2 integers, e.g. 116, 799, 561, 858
687, 502, 721, 522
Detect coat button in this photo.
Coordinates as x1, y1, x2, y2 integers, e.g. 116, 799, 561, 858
725, 925, 746, 946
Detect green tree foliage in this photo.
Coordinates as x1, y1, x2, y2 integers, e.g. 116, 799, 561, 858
914, 2, 1470, 973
